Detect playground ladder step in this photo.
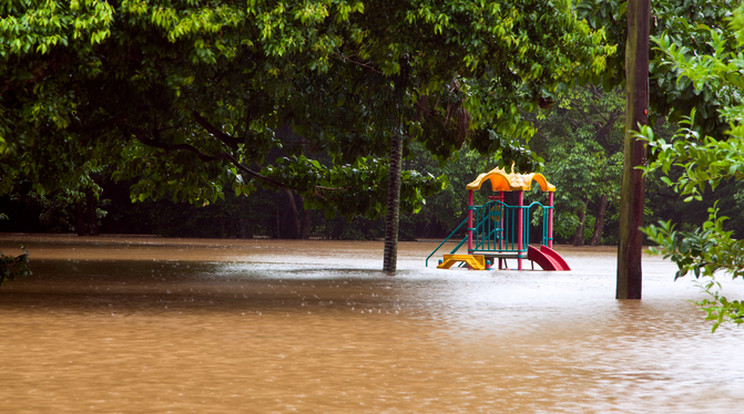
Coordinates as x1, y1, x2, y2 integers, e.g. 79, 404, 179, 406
437, 254, 487, 270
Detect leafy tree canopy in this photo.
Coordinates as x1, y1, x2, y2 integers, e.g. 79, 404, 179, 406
1, 1, 613, 233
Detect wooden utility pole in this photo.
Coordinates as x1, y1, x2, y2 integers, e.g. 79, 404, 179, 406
617, 0, 650, 299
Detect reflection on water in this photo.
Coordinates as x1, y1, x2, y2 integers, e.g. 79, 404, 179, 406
1, 235, 743, 413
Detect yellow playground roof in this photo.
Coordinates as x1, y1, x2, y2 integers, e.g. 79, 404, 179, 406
465, 166, 555, 192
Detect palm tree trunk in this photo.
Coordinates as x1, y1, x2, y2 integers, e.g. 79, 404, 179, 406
383, 129, 403, 272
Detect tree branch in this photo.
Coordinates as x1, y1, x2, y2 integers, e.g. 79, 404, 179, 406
131, 127, 286, 188
595, 110, 621, 144
192, 111, 241, 150
129, 126, 348, 194
332, 51, 383, 74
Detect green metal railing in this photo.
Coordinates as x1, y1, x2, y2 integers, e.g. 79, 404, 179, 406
426, 200, 553, 267
425, 217, 468, 267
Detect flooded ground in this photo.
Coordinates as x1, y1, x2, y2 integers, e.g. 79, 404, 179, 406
1, 234, 743, 413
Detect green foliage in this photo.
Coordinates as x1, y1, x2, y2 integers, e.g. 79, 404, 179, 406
404, 144, 502, 236
642, 206, 744, 332
642, 205, 741, 280
641, 116, 744, 202
695, 279, 744, 332
529, 86, 625, 245
262, 155, 444, 220
0, 246, 31, 286
641, 3, 744, 330
0, 0, 114, 57
578, 0, 738, 133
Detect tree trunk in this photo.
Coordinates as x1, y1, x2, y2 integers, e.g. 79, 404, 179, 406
383, 56, 411, 273
75, 189, 99, 236
617, 0, 649, 300
383, 129, 403, 272
297, 193, 311, 239
285, 189, 302, 239
572, 198, 589, 247
590, 194, 608, 246
274, 209, 281, 239
86, 190, 99, 235
75, 200, 86, 236
238, 214, 252, 238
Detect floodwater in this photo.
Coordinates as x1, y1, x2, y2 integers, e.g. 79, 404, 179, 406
1, 235, 743, 413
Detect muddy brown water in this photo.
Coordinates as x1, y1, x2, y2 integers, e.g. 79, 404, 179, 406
1, 234, 742, 413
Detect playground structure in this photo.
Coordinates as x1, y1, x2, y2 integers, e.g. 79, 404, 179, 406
426, 166, 570, 271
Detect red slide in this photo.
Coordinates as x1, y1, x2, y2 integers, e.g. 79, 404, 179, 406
527, 245, 571, 271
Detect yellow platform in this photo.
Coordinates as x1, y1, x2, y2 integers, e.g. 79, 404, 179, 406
437, 254, 487, 270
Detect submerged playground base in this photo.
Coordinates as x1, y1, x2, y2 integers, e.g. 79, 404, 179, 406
436, 244, 570, 271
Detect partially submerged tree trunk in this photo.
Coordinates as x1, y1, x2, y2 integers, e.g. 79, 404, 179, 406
274, 209, 281, 239
591, 194, 608, 246
617, 0, 649, 300
572, 198, 589, 247
75, 188, 99, 236
275, 190, 311, 239
382, 57, 414, 273
383, 128, 404, 272
285, 189, 303, 239
299, 194, 311, 240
